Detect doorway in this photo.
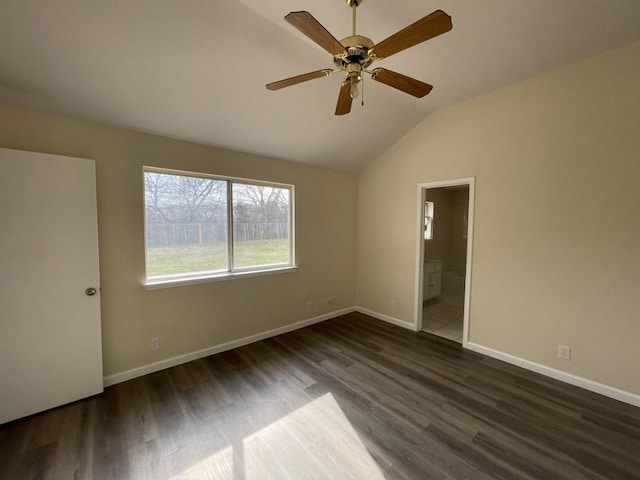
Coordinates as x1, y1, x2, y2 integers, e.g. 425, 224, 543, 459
415, 178, 474, 346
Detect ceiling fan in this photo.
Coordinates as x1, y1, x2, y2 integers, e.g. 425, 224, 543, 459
266, 0, 452, 115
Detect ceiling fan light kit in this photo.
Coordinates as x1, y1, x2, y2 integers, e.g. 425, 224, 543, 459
266, 0, 452, 115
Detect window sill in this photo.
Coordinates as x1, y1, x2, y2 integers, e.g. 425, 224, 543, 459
142, 266, 298, 290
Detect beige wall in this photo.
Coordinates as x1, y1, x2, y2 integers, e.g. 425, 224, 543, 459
357, 41, 640, 395
0, 105, 357, 377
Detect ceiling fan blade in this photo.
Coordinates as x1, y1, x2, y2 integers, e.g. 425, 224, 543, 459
370, 68, 433, 98
266, 69, 333, 91
373, 10, 452, 60
285, 11, 347, 56
335, 81, 353, 116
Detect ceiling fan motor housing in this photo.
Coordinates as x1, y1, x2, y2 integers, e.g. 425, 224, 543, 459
334, 35, 374, 72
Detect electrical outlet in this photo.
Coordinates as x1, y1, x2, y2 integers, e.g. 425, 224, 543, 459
558, 345, 571, 360
306, 301, 313, 310
390, 300, 397, 310
150, 337, 160, 351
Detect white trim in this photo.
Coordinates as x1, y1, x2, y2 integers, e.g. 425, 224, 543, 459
143, 165, 295, 190
103, 307, 354, 387
467, 342, 640, 407
354, 306, 415, 331
414, 177, 475, 348
142, 166, 296, 285
414, 187, 427, 331
143, 266, 298, 290
462, 179, 475, 348
102, 305, 640, 408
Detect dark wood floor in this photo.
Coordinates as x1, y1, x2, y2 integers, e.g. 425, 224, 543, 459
1, 313, 639, 479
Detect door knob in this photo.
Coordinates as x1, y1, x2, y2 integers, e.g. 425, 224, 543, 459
85, 287, 97, 296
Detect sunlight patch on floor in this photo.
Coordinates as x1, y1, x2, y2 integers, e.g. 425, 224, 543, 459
172, 393, 385, 479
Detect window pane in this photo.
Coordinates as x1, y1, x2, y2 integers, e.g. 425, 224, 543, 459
232, 183, 290, 269
424, 201, 434, 240
144, 171, 228, 277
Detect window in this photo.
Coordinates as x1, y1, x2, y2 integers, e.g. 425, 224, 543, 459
143, 168, 293, 285
424, 201, 434, 240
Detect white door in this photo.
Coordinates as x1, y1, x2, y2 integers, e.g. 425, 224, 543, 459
0, 148, 103, 424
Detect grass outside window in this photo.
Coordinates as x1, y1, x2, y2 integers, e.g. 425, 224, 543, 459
146, 239, 289, 277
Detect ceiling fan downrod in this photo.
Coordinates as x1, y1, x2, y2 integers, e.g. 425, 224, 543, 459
347, 0, 363, 36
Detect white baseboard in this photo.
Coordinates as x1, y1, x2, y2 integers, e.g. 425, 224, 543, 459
103, 307, 355, 387
103, 306, 640, 409
467, 342, 640, 408
354, 306, 415, 331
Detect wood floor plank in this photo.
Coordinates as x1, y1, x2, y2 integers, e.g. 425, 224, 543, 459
1, 312, 638, 479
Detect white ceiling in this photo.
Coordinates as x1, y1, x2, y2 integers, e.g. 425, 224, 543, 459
1, 0, 640, 171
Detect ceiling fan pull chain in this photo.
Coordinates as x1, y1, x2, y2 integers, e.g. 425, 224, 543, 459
362, 76, 365, 106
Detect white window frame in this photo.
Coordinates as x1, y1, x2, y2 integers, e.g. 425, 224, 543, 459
142, 167, 296, 289
424, 201, 435, 240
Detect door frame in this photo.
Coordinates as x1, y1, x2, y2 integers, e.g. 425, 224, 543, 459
414, 177, 475, 347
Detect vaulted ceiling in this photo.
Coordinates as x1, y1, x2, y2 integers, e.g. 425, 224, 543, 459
2, 0, 640, 171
